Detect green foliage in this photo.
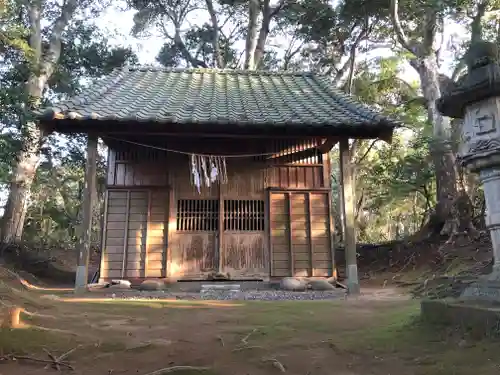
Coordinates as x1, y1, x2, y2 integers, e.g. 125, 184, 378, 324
0, 1, 137, 247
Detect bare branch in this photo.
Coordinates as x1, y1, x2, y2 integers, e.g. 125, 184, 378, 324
41, 0, 79, 74
390, 0, 415, 55
27, 3, 42, 64
355, 139, 378, 165
283, 36, 303, 70
244, 0, 259, 69
205, 0, 224, 68
269, 0, 287, 18
332, 20, 373, 85
421, 6, 437, 54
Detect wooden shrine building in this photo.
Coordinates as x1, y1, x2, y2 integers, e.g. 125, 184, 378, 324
36, 68, 398, 292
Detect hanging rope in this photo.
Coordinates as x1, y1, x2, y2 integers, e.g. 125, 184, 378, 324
104, 136, 282, 158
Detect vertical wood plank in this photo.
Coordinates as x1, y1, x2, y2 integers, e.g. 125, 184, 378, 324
306, 192, 313, 277
167, 189, 177, 278
266, 190, 272, 277
164, 188, 172, 278
322, 151, 336, 279
121, 191, 131, 278
75, 134, 98, 292
218, 185, 224, 272
327, 191, 336, 280
322, 151, 331, 188
144, 190, 152, 278
287, 192, 294, 276
107, 149, 116, 185
339, 138, 359, 294
98, 190, 109, 282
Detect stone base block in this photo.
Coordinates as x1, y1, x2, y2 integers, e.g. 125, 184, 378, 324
420, 299, 500, 339
461, 272, 500, 304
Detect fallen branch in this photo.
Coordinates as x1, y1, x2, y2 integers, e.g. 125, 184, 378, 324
43, 348, 60, 371
262, 357, 286, 372
42, 345, 80, 370
141, 365, 210, 375
10, 354, 74, 370
240, 328, 257, 345
232, 345, 264, 352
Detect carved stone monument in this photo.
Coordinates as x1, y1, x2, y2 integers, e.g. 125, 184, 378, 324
437, 40, 500, 301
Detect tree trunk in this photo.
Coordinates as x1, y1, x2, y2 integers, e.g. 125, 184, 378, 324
417, 56, 460, 234
1, 75, 46, 243
244, 0, 259, 70
1, 0, 78, 243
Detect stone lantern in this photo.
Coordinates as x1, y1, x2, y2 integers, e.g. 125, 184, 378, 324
437, 40, 500, 300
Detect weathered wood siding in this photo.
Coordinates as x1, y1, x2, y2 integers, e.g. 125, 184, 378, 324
220, 166, 267, 279
100, 189, 168, 280
101, 138, 333, 281
107, 148, 168, 186
269, 191, 333, 277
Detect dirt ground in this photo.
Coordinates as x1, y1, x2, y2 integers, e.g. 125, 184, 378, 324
1, 286, 500, 375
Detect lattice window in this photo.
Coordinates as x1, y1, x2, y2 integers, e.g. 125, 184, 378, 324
224, 200, 265, 231
252, 139, 323, 164
176, 199, 219, 231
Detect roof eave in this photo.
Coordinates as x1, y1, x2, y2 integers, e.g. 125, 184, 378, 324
39, 117, 397, 142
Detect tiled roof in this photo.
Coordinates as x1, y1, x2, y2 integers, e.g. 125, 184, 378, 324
36, 67, 400, 135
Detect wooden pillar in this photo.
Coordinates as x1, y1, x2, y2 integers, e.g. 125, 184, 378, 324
75, 134, 98, 292
339, 138, 359, 295
322, 150, 337, 280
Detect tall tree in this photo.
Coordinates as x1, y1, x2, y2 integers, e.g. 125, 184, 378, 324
0, 1, 137, 243
387, 0, 493, 236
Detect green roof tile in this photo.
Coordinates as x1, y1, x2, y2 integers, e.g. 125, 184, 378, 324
36, 67, 400, 135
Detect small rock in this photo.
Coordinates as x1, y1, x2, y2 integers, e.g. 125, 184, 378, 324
111, 279, 131, 287
326, 276, 337, 284
280, 277, 307, 291
139, 279, 166, 291
88, 282, 110, 291
308, 279, 336, 291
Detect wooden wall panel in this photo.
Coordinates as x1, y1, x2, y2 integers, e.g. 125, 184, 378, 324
223, 165, 266, 199
290, 193, 309, 277
222, 233, 266, 278
269, 191, 333, 278
220, 164, 267, 279
107, 150, 168, 187
169, 233, 216, 278
103, 140, 332, 281
310, 193, 332, 276
147, 190, 169, 277
100, 188, 168, 281
270, 193, 289, 277
100, 191, 128, 279
266, 166, 323, 189
106, 145, 326, 190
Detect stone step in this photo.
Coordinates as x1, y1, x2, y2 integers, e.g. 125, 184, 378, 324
200, 284, 241, 292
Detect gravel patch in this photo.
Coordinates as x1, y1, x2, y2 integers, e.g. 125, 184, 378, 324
90, 289, 345, 301
199, 290, 344, 300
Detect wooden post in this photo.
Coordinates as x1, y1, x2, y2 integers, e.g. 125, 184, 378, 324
75, 134, 98, 293
98, 190, 109, 283
217, 184, 224, 273
322, 151, 337, 280
339, 138, 359, 295
286, 192, 294, 276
